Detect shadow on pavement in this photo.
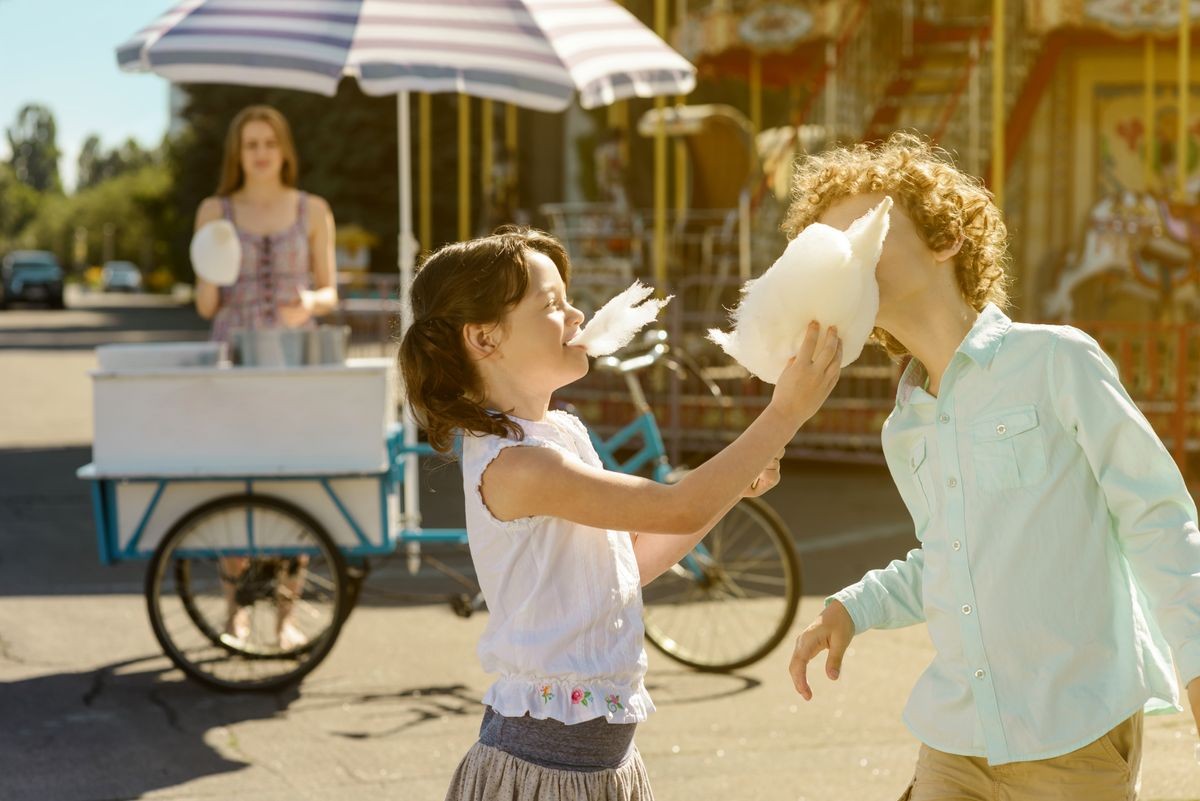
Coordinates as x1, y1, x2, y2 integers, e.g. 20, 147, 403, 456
0, 654, 300, 801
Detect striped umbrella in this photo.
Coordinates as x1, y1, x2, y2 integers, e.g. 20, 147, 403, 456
117, 0, 694, 111
117, 0, 694, 527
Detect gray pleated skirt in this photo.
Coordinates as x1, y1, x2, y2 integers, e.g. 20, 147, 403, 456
444, 707, 654, 801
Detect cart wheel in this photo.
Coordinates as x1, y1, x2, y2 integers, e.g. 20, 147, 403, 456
146, 494, 349, 691
642, 496, 801, 672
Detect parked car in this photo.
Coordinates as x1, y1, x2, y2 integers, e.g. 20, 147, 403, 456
101, 261, 143, 293
0, 251, 65, 309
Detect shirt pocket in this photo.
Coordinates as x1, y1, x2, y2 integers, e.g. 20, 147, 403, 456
905, 437, 934, 536
970, 404, 1047, 492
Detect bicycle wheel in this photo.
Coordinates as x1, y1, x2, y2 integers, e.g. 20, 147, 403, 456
642, 496, 801, 672
146, 494, 349, 691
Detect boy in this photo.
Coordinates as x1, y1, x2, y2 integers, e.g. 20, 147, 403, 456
787, 133, 1200, 799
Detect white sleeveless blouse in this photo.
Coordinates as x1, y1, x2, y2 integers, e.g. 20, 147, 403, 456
460, 410, 655, 725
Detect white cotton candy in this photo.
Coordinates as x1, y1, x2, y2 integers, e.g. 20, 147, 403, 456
190, 220, 242, 286
568, 281, 673, 356
707, 196, 892, 384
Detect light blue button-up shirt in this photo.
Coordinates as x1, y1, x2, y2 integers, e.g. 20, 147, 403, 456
831, 304, 1200, 765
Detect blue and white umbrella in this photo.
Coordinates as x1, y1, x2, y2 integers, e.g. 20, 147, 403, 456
118, 0, 695, 522
119, 0, 695, 111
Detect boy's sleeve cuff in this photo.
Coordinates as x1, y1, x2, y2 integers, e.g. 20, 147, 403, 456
827, 587, 874, 636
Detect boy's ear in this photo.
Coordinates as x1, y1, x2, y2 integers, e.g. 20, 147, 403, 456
463, 322, 499, 359
934, 235, 965, 263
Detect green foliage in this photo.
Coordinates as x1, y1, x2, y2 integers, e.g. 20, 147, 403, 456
77, 135, 158, 191
0, 163, 42, 251
7, 104, 62, 194
16, 163, 173, 271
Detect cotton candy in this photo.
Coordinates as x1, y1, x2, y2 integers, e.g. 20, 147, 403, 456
190, 219, 242, 286
707, 196, 892, 383
568, 281, 672, 356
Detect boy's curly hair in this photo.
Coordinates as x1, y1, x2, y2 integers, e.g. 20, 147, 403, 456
783, 131, 1010, 360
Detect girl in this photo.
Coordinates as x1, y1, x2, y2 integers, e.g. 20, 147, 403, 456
400, 227, 841, 800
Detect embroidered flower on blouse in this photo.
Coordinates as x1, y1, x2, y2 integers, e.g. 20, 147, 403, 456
605, 694, 624, 712
570, 688, 593, 706
540, 685, 554, 703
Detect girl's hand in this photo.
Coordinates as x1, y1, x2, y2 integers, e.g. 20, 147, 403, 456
744, 449, 784, 497
769, 322, 843, 426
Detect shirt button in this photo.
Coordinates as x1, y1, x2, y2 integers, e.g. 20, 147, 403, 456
974, 669, 986, 679
962, 604, 972, 615
996, 423, 1007, 435
939, 413, 950, 424
952, 540, 961, 550
947, 478, 958, 488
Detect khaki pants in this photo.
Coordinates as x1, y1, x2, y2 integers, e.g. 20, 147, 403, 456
899, 713, 1142, 801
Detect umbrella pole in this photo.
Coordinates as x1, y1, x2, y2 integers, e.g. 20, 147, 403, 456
398, 90, 421, 530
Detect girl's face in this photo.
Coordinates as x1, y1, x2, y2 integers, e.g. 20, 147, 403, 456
240, 120, 284, 183
491, 251, 588, 393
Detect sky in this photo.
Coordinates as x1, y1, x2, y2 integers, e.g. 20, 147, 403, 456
0, 0, 174, 191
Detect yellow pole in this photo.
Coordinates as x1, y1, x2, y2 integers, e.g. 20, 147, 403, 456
458, 94, 471, 241
1145, 36, 1157, 191
419, 93, 432, 254
675, 104, 687, 216
674, 1, 688, 217
750, 52, 763, 133
505, 102, 518, 209
1179, 0, 1190, 201
991, 0, 1005, 209
482, 98, 495, 227
654, 0, 668, 289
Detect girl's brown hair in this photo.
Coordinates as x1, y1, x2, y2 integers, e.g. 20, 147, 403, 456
399, 226, 572, 454
784, 131, 1010, 360
216, 105, 299, 196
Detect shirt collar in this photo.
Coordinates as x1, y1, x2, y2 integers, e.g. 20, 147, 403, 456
958, 303, 1012, 368
895, 303, 1012, 406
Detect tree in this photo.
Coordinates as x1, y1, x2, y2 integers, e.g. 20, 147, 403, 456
76, 135, 103, 191
0, 163, 42, 251
77, 134, 157, 191
7, 104, 61, 193
17, 163, 172, 271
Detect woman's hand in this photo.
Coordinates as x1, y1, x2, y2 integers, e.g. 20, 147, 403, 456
768, 322, 843, 427
744, 449, 784, 497
278, 294, 313, 327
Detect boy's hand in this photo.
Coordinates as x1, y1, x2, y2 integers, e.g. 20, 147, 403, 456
789, 600, 855, 700
744, 449, 784, 497
769, 322, 842, 426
